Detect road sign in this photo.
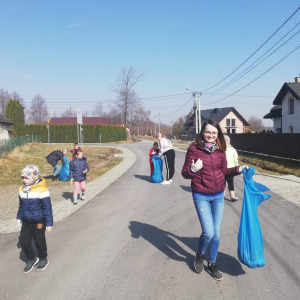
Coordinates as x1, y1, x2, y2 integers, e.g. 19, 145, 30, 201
77, 109, 82, 125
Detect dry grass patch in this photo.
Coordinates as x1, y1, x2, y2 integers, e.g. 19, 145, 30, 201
0, 143, 122, 186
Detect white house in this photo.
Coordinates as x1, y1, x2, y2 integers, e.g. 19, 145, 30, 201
0, 114, 13, 139
264, 77, 300, 133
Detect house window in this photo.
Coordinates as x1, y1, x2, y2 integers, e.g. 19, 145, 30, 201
232, 129, 236, 134
289, 126, 293, 133
232, 119, 235, 126
227, 128, 230, 134
288, 98, 294, 114
226, 119, 230, 126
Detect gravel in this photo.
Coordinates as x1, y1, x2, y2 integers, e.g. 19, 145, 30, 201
0, 146, 136, 234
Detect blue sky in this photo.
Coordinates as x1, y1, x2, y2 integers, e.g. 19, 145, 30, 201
0, 0, 299, 126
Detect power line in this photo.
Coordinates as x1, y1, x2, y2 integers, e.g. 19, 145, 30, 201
161, 96, 193, 115
202, 24, 300, 101
200, 6, 300, 93
202, 44, 300, 105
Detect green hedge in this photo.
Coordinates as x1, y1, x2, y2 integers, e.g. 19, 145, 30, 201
25, 124, 126, 143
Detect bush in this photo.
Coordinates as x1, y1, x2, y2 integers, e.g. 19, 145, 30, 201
25, 124, 126, 143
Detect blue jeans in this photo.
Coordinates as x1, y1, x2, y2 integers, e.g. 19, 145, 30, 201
192, 191, 224, 263
53, 164, 60, 177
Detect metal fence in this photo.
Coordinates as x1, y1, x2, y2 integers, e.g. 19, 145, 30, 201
228, 133, 300, 159
0, 135, 41, 158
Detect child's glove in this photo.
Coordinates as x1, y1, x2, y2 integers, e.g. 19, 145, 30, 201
17, 219, 22, 229
239, 165, 249, 173
158, 152, 162, 158
191, 159, 203, 173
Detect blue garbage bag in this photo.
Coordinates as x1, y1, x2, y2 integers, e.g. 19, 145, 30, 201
59, 157, 70, 181
152, 156, 163, 183
238, 167, 272, 268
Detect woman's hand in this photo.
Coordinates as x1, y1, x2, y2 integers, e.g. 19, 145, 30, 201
46, 226, 52, 232
83, 169, 88, 174
191, 159, 203, 173
70, 178, 74, 185
239, 165, 249, 173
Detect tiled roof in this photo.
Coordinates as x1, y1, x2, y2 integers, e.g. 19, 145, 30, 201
49, 117, 111, 126
0, 114, 13, 124
273, 82, 300, 105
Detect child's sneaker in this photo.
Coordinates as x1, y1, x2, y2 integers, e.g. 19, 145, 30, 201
161, 180, 170, 185
24, 257, 39, 273
207, 263, 223, 281
81, 193, 85, 200
36, 260, 49, 271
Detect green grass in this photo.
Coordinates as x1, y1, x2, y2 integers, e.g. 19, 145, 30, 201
238, 151, 300, 177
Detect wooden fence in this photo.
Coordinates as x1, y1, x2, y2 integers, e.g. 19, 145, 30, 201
228, 133, 300, 160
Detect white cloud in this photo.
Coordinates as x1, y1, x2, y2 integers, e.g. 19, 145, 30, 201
68, 22, 85, 29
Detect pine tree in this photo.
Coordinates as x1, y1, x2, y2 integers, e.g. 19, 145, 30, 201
5, 99, 25, 137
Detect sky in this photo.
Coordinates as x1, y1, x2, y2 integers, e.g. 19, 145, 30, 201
0, 0, 299, 127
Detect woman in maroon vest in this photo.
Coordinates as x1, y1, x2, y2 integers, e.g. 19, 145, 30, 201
182, 119, 247, 281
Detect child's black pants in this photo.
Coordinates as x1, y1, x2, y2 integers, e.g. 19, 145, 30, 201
164, 149, 175, 180
19, 220, 47, 261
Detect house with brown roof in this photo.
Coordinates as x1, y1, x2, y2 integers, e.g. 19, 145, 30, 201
49, 117, 111, 126
264, 77, 300, 133
0, 114, 13, 139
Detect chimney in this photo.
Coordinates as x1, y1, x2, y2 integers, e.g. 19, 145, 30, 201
295, 75, 300, 83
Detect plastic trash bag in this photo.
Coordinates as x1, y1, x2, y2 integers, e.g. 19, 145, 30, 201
238, 167, 272, 268
152, 156, 163, 183
59, 156, 70, 181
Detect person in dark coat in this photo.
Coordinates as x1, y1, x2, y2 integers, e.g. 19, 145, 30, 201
181, 119, 248, 281
46, 149, 68, 181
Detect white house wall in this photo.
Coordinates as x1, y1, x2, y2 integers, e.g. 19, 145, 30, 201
0, 128, 11, 140
282, 91, 300, 133
273, 117, 281, 133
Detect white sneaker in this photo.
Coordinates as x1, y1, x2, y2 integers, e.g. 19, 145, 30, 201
169, 179, 172, 183
161, 180, 171, 185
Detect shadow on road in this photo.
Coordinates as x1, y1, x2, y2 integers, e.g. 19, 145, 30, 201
62, 192, 73, 201
134, 174, 152, 182
128, 221, 245, 276
180, 185, 192, 193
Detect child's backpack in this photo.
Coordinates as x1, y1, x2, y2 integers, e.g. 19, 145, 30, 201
152, 156, 163, 183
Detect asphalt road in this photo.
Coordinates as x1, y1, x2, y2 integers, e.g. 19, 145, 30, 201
1, 140, 300, 300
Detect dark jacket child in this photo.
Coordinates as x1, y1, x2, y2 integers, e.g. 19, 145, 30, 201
17, 165, 53, 273
70, 149, 89, 205
46, 148, 68, 181
149, 142, 159, 177
70, 143, 84, 161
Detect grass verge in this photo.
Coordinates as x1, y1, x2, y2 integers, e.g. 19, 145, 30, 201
238, 151, 300, 177
0, 143, 122, 186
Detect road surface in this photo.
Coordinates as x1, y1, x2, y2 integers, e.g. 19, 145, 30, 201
1, 140, 300, 300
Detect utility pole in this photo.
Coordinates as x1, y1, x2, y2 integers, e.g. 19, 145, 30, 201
158, 113, 161, 133
193, 92, 201, 134
154, 116, 157, 136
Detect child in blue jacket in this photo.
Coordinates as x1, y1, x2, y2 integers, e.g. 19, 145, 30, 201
17, 165, 53, 273
70, 149, 89, 205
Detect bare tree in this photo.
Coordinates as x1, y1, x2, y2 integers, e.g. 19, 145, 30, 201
29, 94, 48, 124
0, 88, 9, 114
92, 102, 103, 117
248, 116, 264, 133
83, 110, 89, 117
61, 107, 76, 117
10, 91, 25, 108
102, 108, 122, 125
112, 68, 144, 127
